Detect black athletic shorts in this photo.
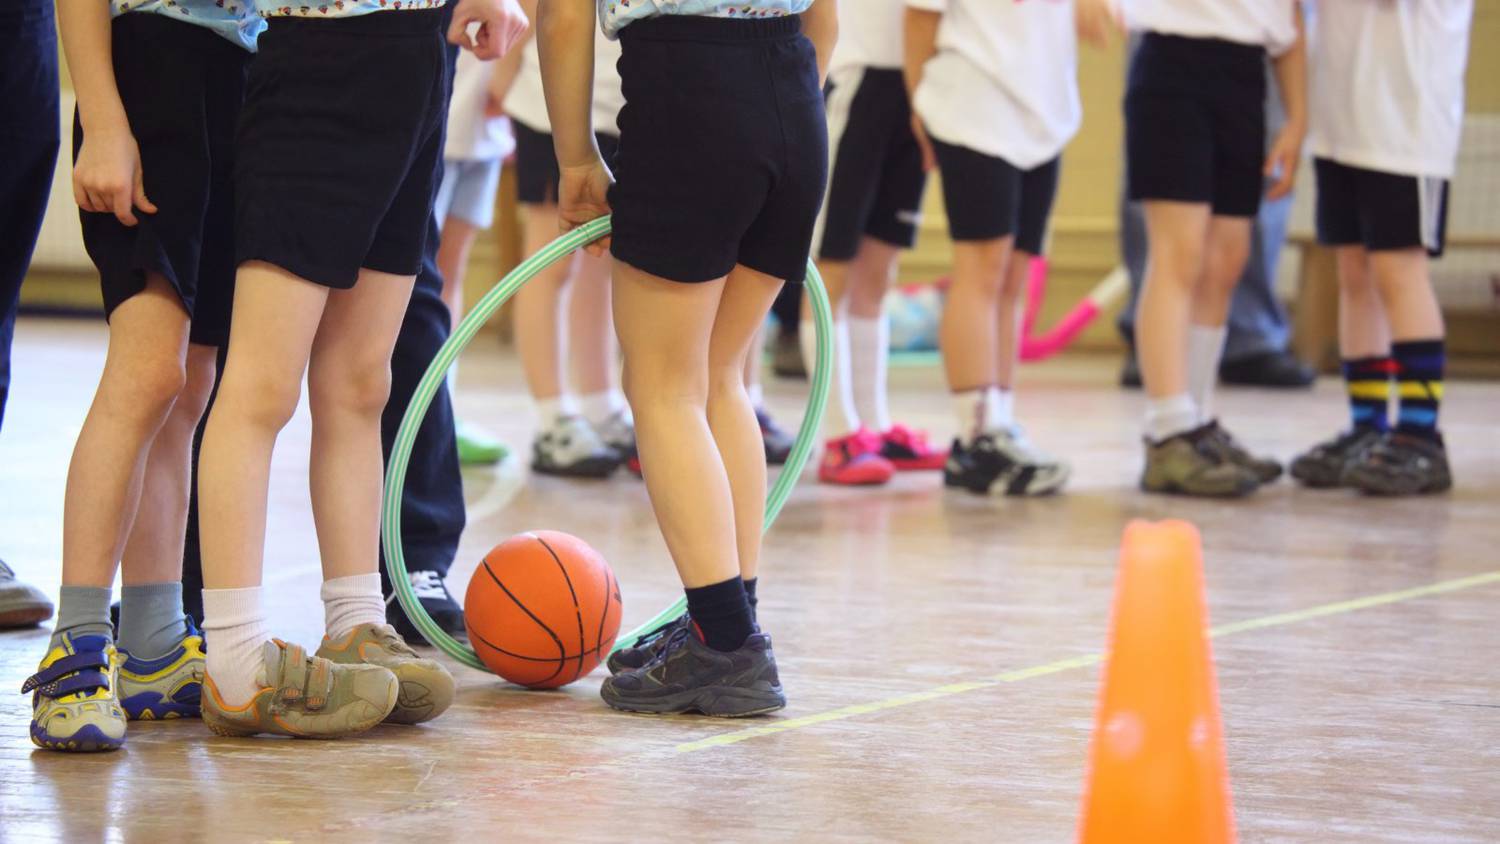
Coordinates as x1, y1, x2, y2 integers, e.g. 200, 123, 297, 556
815, 67, 927, 261
1125, 32, 1266, 218
929, 138, 1059, 254
1315, 158, 1450, 257
512, 120, 620, 206
75, 13, 247, 348
610, 15, 828, 284
235, 8, 448, 289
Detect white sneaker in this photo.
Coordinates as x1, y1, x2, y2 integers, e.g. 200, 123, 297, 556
593, 410, 637, 461
945, 426, 1070, 497
531, 415, 621, 478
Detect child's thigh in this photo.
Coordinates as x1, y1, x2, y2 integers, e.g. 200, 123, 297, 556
708, 266, 785, 373
611, 260, 724, 383
312, 269, 420, 371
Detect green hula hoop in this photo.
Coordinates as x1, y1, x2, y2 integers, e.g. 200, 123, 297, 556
380, 215, 834, 671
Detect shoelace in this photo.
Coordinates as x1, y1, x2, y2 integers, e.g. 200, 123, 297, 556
630, 614, 689, 650
643, 625, 694, 669
409, 570, 448, 601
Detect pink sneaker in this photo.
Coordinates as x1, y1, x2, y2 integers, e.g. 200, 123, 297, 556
880, 425, 948, 471
819, 429, 896, 486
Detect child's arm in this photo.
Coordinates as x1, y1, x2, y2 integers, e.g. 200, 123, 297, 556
57, 0, 154, 226
1265, 4, 1308, 200
1074, 0, 1123, 49
800, 0, 838, 86
902, 3, 942, 172
538, 0, 610, 254
486, 0, 537, 115
448, 0, 530, 60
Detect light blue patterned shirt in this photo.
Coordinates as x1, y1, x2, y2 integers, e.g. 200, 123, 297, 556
248, 0, 446, 22
112, 0, 265, 51
599, 0, 812, 39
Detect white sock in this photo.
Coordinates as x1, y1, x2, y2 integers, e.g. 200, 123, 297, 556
1146, 393, 1201, 443
952, 388, 987, 443
983, 387, 1016, 433
849, 314, 892, 433
535, 394, 579, 427
1187, 324, 1227, 424
321, 573, 385, 641
578, 389, 629, 427
804, 318, 860, 438
747, 382, 764, 409
202, 586, 270, 707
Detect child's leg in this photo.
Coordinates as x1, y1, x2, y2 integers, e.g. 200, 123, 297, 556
514, 204, 578, 412
611, 261, 738, 590
804, 258, 859, 437
707, 266, 785, 585
1185, 215, 1253, 422
994, 250, 1030, 397
58, 275, 190, 640
568, 252, 627, 425
1136, 201, 1210, 437
940, 238, 1010, 439
1370, 248, 1445, 439
115, 343, 216, 658
435, 216, 478, 328
846, 237, 900, 433
198, 262, 328, 704
1337, 246, 1393, 431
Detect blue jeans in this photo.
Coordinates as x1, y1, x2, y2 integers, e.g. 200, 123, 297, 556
1116, 190, 1294, 362
0, 0, 60, 433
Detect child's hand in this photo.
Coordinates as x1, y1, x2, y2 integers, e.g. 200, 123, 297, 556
1075, 0, 1122, 49
910, 115, 937, 173
1263, 123, 1304, 201
449, 0, 529, 61
74, 121, 155, 227
558, 157, 613, 257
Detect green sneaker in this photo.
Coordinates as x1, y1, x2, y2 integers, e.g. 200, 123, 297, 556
316, 623, 455, 725
1141, 425, 1260, 498
202, 639, 397, 739
456, 420, 509, 466
23, 633, 127, 752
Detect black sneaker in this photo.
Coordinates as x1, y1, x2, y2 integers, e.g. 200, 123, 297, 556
943, 429, 1070, 497
601, 628, 786, 718
1345, 432, 1452, 496
387, 570, 468, 646
757, 408, 794, 466
605, 613, 690, 675
1290, 427, 1383, 489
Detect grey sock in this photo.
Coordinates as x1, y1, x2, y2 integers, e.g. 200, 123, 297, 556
49, 585, 113, 650
118, 582, 188, 659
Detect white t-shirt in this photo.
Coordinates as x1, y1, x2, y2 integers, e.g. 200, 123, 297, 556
444, 51, 516, 162
1308, 0, 1472, 179
829, 0, 905, 74
1126, 0, 1299, 57
909, 0, 1080, 170
504, 36, 624, 136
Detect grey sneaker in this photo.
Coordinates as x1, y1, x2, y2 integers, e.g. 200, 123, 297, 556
594, 409, 637, 463
1141, 425, 1260, 498
202, 640, 398, 739
1290, 427, 1384, 489
601, 628, 786, 718
1345, 432, 1452, 496
531, 415, 621, 478
944, 427, 1070, 497
0, 559, 53, 628
606, 613, 691, 675
1202, 420, 1283, 483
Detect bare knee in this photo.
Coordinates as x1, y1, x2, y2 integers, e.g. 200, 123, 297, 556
308, 357, 393, 420
951, 240, 1012, 298
101, 352, 188, 426
997, 252, 1033, 303
216, 360, 302, 433
623, 361, 707, 413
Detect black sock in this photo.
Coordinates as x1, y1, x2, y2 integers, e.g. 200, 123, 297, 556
743, 577, 758, 624
685, 577, 755, 652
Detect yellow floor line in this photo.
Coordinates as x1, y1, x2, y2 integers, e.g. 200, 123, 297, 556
674, 569, 1500, 754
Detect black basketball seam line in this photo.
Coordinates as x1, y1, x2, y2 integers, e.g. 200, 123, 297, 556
469, 630, 609, 662
481, 559, 566, 685
594, 567, 611, 660
537, 539, 588, 683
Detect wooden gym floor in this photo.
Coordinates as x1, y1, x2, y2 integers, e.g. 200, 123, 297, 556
1, 316, 1497, 842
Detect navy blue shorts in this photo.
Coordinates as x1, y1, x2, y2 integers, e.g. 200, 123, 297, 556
929, 138, 1058, 254
1315, 158, 1449, 257
512, 120, 620, 206
610, 15, 827, 284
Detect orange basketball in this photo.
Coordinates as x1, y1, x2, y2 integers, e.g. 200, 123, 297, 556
464, 531, 623, 689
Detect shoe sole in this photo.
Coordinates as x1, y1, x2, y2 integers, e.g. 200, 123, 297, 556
818, 471, 893, 486
30, 722, 124, 753
1140, 475, 1259, 498
601, 683, 787, 718
887, 458, 947, 471
0, 605, 54, 628
1346, 469, 1452, 497
121, 689, 202, 721
531, 457, 620, 479
1290, 463, 1349, 489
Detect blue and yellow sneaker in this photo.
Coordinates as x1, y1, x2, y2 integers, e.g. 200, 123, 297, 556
118, 623, 205, 720
22, 633, 127, 752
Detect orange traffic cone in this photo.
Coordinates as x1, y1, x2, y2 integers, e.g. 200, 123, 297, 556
1078, 519, 1234, 844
